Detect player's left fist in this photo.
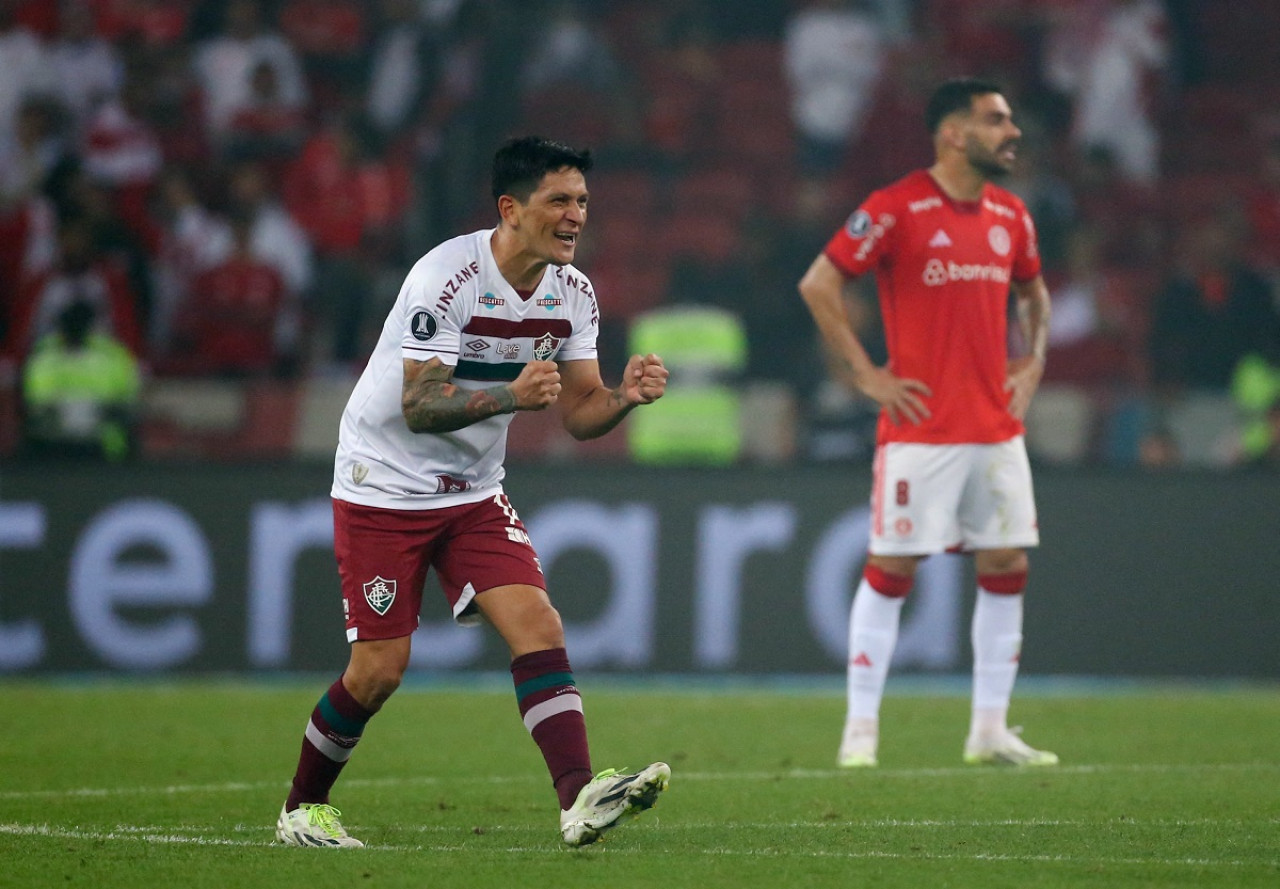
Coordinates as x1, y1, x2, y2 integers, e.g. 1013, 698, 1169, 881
626, 353, 668, 405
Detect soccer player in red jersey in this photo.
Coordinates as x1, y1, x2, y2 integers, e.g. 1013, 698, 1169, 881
798, 78, 1058, 768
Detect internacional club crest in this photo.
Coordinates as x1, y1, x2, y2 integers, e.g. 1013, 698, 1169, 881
363, 576, 397, 616
987, 224, 1011, 257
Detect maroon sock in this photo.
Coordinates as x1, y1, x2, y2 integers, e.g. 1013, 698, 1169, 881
285, 675, 374, 810
511, 648, 593, 809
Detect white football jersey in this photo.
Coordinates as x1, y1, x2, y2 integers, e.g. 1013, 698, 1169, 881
332, 228, 600, 510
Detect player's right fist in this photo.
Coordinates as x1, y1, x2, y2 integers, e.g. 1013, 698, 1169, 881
511, 360, 561, 410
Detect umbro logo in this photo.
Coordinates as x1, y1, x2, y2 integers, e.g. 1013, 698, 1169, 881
929, 229, 952, 248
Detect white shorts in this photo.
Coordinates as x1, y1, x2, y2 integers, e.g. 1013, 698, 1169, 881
869, 436, 1039, 556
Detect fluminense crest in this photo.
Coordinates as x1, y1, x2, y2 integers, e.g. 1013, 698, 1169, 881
362, 576, 397, 616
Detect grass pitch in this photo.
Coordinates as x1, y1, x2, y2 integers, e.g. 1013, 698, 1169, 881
1, 678, 1276, 888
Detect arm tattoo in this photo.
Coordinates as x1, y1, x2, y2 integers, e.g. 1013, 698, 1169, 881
564, 383, 636, 440
592, 386, 635, 435
402, 360, 516, 433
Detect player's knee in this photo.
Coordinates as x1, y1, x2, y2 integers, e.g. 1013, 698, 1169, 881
346, 642, 410, 710
342, 667, 401, 712
976, 548, 1028, 577
479, 585, 566, 654
506, 601, 565, 655
526, 601, 565, 650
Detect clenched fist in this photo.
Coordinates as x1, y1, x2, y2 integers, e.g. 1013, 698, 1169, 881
511, 360, 562, 410
622, 353, 669, 406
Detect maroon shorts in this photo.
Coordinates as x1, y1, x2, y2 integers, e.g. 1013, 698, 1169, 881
333, 494, 545, 642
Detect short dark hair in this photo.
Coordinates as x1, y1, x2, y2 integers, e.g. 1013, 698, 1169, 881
491, 136, 593, 204
925, 78, 1005, 135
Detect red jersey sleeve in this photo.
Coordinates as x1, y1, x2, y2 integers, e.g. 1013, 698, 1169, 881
822, 189, 899, 278
1012, 201, 1041, 283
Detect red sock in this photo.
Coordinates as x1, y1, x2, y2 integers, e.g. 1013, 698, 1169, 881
511, 648, 592, 809
286, 675, 373, 810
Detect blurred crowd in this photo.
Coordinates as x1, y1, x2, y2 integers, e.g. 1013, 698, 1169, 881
2, 0, 1279, 468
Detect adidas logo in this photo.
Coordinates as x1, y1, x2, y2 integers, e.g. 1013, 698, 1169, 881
929, 229, 952, 248
851, 652, 873, 667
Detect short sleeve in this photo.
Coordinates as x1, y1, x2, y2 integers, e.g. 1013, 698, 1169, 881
399, 258, 466, 365
557, 272, 600, 362
1012, 205, 1042, 282
822, 189, 898, 278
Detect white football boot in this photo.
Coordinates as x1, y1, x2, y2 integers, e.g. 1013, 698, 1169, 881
964, 727, 1059, 766
837, 718, 879, 768
276, 803, 365, 847
560, 763, 671, 846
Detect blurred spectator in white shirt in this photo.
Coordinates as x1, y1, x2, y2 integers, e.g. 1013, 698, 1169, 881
0, 97, 65, 206
226, 159, 313, 365
192, 0, 307, 145
365, 0, 429, 137
1044, 0, 1170, 184
0, 4, 54, 149
226, 159, 314, 301
783, 0, 886, 177
521, 0, 623, 95
49, 0, 124, 138
223, 58, 308, 166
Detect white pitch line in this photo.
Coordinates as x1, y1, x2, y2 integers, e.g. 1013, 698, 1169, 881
0, 823, 256, 848
693, 847, 1276, 868
402, 816, 1278, 831
702, 762, 1280, 781
2, 761, 1277, 802
0, 823, 1272, 869
75, 816, 1280, 836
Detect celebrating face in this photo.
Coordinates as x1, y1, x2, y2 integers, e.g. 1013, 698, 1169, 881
511, 167, 589, 267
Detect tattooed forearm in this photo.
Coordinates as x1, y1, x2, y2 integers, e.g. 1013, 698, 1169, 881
402, 360, 516, 433
565, 385, 635, 440
403, 380, 515, 432
600, 386, 637, 433
466, 387, 513, 416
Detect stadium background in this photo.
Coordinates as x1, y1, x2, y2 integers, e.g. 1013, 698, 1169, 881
1, 0, 1278, 679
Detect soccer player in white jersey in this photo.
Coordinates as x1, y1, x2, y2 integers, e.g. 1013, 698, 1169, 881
798, 79, 1059, 769
276, 137, 671, 848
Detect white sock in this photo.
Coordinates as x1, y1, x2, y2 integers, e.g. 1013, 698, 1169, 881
844, 579, 905, 726
970, 587, 1024, 738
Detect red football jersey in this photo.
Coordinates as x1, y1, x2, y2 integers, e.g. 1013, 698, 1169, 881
824, 170, 1042, 445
